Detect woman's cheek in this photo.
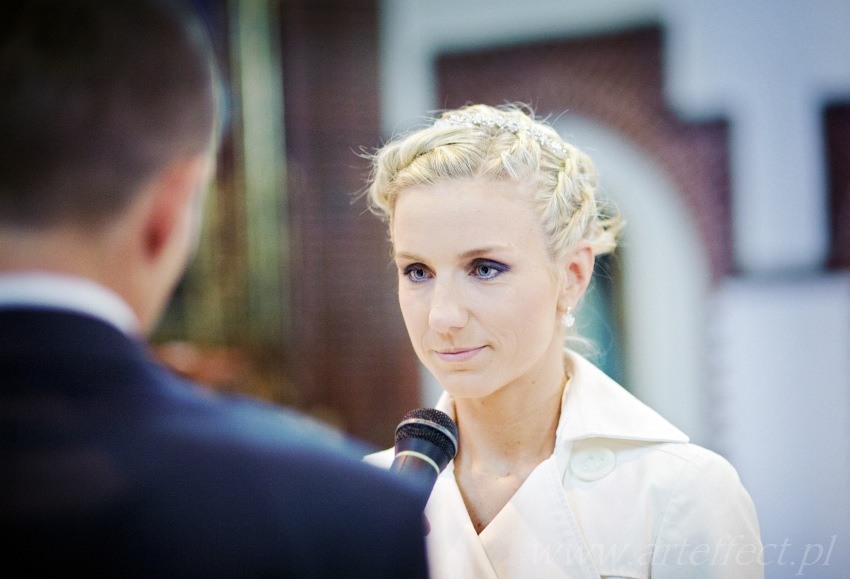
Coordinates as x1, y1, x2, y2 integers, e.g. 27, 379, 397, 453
400, 292, 428, 340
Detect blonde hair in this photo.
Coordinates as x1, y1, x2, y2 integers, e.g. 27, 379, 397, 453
365, 103, 623, 261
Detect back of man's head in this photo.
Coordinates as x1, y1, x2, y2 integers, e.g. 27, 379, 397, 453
0, 0, 220, 230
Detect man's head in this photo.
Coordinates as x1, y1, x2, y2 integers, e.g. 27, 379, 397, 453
0, 0, 222, 331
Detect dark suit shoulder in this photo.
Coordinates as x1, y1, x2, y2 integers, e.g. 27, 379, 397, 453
116, 373, 430, 577
2, 310, 429, 577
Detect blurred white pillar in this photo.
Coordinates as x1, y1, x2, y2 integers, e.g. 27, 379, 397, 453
713, 274, 850, 577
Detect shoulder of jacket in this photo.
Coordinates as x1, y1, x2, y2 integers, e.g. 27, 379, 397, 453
650, 442, 745, 490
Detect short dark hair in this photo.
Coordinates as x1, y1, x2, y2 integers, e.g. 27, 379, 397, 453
0, 0, 220, 228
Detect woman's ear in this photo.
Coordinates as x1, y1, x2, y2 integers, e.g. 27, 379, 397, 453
557, 241, 594, 313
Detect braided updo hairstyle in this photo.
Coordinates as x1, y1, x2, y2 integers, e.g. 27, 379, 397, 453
365, 103, 622, 262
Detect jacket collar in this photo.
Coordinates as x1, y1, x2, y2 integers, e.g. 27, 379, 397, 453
434, 348, 688, 449
555, 349, 688, 445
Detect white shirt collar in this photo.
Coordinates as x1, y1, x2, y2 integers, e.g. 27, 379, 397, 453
434, 348, 689, 446
0, 271, 140, 335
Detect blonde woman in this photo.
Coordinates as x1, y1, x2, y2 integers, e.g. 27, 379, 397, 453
364, 104, 762, 578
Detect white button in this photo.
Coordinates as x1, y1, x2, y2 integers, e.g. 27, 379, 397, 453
570, 446, 616, 481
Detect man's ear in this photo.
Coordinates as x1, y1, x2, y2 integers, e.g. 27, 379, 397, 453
141, 155, 209, 263
557, 242, 595, 314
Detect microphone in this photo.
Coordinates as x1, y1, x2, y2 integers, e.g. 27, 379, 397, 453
390, 408, 458, 507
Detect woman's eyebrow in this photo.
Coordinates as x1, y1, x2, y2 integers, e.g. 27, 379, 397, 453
393, 250, 423, 261
394, 245, 513, 261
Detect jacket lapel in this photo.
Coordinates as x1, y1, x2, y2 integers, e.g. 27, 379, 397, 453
425, 469, 499, 579
479, 454, 601, 579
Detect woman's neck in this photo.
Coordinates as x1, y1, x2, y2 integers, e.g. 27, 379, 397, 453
453, 356, 566, 473
450, 352, 567, 533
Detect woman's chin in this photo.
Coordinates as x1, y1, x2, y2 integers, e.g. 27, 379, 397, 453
436, 375, 503, 401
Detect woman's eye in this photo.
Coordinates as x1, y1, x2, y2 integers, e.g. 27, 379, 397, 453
471, 260, 509, 280
402, 264, 431, 282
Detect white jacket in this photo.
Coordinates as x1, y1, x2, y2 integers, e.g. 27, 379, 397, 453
367, 350, 763, 578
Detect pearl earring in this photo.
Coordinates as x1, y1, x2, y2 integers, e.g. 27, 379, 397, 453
562, 306, 575, 329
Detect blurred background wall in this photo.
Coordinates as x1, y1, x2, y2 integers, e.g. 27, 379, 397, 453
155, 0, 422, 446
154, 1, 848, 576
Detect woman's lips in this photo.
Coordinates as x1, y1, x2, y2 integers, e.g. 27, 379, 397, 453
435, 346, 486, 362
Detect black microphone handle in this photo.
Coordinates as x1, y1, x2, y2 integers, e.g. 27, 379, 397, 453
390, 453, 439, 489
390, 436, 449, 498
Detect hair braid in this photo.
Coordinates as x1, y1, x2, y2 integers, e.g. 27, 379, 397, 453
363, 103, 623, 256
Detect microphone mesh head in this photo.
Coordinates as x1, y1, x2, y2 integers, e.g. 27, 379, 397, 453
395, 407, 458, 460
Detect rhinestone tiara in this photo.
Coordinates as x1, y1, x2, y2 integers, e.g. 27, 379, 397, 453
433, 111, 569, 157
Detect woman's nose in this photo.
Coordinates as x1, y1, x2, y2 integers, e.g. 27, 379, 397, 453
428, 278, 468, 333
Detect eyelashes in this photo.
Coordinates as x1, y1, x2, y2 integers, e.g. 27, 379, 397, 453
401, 259, 511, 283
403, 264, 430, 283
471, 259, 509, 279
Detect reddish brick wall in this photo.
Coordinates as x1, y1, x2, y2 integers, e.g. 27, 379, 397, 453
825, 103, 850, 270
280, 0, 420, 447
